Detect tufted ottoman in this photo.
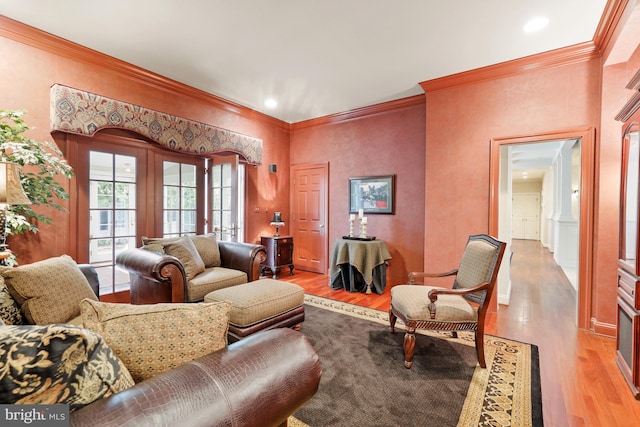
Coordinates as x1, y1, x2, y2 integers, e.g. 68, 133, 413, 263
204, 279, 305, 342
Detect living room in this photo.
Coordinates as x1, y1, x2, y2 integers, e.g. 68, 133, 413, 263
1, 0, 640, 425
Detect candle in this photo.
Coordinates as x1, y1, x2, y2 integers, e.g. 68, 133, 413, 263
361, 216, 367, 224
350, 214, 355, 221
358, 209, 364, 219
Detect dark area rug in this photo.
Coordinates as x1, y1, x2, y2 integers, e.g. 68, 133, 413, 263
292, 296, 543, 427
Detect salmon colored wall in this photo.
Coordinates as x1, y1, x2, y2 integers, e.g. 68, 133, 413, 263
425, 59, 626, 325
290, 101, 426, 283
0, 20, 290, 263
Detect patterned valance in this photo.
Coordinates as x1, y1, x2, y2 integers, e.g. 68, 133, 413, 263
50, 84, 263, 165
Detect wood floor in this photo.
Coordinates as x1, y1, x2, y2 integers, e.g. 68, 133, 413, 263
278, 239, 640, 427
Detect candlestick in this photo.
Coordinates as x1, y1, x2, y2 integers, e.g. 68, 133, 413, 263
359, 221, 367, 238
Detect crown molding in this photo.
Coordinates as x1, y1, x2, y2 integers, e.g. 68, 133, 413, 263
594, 0, 633, 61
291, 94, 425, 130
0, 15, 289, 131
420, 42, 600, 93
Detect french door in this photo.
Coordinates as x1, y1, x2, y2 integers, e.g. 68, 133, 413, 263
209, 155, 244, 242
75, 136, 147, 296
74, 133, 246, 295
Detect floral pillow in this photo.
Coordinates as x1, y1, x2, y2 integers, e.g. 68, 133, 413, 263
0, 276, 23, 325
0, 324, 134, 411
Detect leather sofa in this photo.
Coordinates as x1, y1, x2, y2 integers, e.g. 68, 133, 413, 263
116, 240, 267, 304
70, 327, 321, 427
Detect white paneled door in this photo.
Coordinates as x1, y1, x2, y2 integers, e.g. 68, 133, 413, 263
512, 193, 540, 240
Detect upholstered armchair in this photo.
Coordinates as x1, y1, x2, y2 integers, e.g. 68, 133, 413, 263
389, 234, 506, 369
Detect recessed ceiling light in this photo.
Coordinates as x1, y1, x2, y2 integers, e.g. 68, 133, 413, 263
523, 16, 549, 33
264, 99, 278, 109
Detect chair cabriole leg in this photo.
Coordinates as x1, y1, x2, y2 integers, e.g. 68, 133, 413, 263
403, 328, 416, 369
389, 308, 397, 333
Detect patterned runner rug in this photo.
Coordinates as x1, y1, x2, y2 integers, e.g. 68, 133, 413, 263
289, 295, 543, 427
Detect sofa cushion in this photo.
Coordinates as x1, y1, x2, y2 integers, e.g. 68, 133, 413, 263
189, 233, 221, 267
143, 234, 222, 268
0, 323, 134, 411
80, 299, 231, 383
162, 236, 206, 281
141, 235, 181, 253
0, 276, 23, 325
187, 267, 248, 302
1, 255, 98, 325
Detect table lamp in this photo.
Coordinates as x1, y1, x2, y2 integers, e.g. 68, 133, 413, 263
0, 162, 31, 263
270, 211, 285, 237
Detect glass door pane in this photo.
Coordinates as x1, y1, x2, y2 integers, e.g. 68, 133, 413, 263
163, 161, 197, 237
89, 152, 137, 295
209, 155, 244, 241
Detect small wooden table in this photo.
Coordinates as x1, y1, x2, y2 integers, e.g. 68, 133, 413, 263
329, 238, 391, 294
260, 235, 294, 279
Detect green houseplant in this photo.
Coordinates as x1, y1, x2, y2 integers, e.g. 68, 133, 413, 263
0, 109, 74, 264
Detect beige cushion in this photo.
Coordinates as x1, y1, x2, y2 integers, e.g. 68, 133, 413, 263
0, 323, 134, 411
142, 235, 221, 268
204, 279, 304, 327
141, 235, 181, 253
391, 285, 477, 322
189, 233, 221, 267
187, 267, 248, 302
456, 239, 497, 289
1, 255, 98, 325
80, 299, 231, 383
163, 236, 206, 281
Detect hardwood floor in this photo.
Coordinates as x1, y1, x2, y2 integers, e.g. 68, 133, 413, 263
278, 239, 640, 427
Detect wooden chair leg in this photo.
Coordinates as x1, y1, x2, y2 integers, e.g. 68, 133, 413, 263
389, 308, 397, 333
475, 329, 486, 368
403, 329, 416, 369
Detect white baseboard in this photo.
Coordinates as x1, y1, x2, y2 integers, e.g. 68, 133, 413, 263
498, 280, 512, 305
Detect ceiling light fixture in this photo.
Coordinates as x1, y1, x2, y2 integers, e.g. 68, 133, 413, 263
523, 16, 549, 33
264, 99, 278, 109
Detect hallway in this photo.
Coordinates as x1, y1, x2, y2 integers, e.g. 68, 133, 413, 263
495, 239, 638, 427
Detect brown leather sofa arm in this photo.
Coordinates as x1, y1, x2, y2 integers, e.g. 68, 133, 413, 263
70, 328, 322, 427
115, 249, 187, 304
218, 240, 267, 282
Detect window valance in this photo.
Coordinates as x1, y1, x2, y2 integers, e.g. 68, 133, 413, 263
49, 84, 263, 165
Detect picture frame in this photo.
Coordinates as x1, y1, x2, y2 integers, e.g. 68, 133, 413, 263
349, 175, 395, 214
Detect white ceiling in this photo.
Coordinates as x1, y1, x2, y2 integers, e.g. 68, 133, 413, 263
0, 0, 610, 123
511, 141, 565, 182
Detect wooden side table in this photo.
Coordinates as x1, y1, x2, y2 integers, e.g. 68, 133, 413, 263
260, 235, 294, 279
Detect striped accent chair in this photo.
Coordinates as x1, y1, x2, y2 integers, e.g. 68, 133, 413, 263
389, 234, 506, 369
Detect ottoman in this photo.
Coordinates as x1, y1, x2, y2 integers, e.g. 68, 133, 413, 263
204, 279, 305, 342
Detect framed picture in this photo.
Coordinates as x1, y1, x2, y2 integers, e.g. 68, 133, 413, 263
349, 175, 395, 214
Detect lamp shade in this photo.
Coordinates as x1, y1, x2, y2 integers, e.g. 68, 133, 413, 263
0, 162, 31, 205
270, 211, 284, 225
